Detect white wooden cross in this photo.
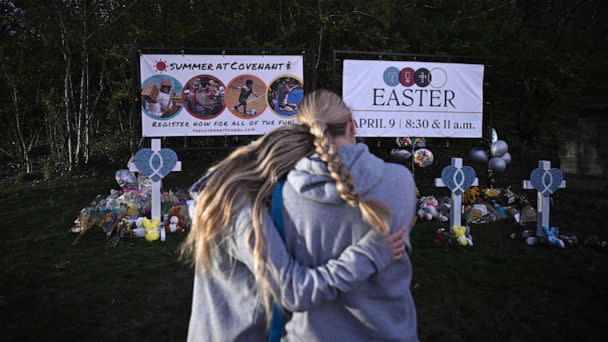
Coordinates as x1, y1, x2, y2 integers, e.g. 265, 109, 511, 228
523, 160, 566, 236
129, 139, 182, 222
434, 158, 479, 228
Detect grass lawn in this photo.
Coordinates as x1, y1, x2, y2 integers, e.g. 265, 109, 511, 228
1, 171, 607, 341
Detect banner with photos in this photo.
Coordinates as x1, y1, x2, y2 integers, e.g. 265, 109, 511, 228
140, 54, 304, 137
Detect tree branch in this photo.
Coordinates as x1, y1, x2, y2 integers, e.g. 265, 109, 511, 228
85, 0, 140, 42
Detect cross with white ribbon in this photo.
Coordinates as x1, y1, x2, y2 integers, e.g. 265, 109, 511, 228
450, 168, 468, 195
147, 150, 167, 181
537, 171, 558, 197
435, 158, 479, 228
523, 160, 566, 236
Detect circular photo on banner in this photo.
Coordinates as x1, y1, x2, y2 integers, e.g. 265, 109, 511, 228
429, 68, 447, 88
182, 75, 226, 119
226, 75, 267, 119
267, 75, 304, 118
141, 75, 183, 120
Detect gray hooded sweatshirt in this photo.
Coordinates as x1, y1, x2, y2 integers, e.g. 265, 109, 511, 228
281, 143, 418, 342
186, 169, 396, 341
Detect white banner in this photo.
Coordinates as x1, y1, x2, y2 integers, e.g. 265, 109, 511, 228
140, 54, 304, 137
343, 59, 484, 137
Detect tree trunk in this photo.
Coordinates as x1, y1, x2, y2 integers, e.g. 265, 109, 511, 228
1, 49, 31, 174
75, 0, 89, 165
58, 6, 73, 171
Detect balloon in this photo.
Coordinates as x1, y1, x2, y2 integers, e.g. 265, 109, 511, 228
414, 148, 434, 167
491, 140, 508, 157
138, 175, 152, 194
115, 169, 138, 189
501, 152, 512, 165
489, 157, 507, 172
491, 128, 498, 143
413, 137, 426, 148
390, 148, 412, 160
395, 137, 412, 148
468, 148, 488, 163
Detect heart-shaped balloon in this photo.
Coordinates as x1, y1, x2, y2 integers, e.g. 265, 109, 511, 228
132, 148, 178, 182
441, 165, 477, 195
530, 167, 564, 197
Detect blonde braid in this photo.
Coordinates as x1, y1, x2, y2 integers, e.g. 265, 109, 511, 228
309, 123, 390, 234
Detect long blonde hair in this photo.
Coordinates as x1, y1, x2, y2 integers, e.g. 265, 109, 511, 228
181, 89, 390, 325
298, 90, 391, 234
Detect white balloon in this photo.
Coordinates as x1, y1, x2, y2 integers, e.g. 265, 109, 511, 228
469, 148, 488, 163
491, 140, 508, 157
501, 152, 512, 165
489, 157, 507, 172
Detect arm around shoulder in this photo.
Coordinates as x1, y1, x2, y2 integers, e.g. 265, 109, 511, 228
229, 204, 393, 312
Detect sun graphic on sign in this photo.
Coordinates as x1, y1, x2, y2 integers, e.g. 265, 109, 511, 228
154, 59, 168, 73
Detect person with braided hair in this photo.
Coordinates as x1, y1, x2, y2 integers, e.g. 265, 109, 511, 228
278, 89, 418, 341
183, 123, 409, 341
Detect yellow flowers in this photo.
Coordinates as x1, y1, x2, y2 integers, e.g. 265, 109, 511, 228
464, 187, 481, 204
484, 188, 499, 199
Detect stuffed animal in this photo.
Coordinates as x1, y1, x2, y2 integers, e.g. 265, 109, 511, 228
582, 235, 607, 250
451, 226, 469, 246
132, 217, 146, 237
542, 226, 565, 248
164, 206, 184, 234
438, 197, 451, 219
432, 228, 446, 245
417, 196, 448, 222
465, 226, 474, 246
559, 234, 578, 246
143, 217, 160, 241
168, 216, 179, 233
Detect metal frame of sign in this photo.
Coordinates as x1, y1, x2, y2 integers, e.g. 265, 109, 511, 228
129, 47, 317, 153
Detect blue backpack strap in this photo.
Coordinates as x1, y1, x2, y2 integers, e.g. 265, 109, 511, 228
271, 179, 286, 240
268, 178, 286, 342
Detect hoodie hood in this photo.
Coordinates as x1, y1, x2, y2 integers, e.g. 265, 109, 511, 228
287, 143, 385, 204
189, 170, 218, 199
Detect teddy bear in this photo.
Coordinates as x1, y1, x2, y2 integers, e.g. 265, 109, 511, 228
417, 196, 448, 222
164, 206, 184, 234
168, 216, 180, 233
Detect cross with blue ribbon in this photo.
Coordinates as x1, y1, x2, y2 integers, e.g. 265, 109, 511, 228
129, 139, 182, 221
434, 158, 478, 228
523, 160, 566, 236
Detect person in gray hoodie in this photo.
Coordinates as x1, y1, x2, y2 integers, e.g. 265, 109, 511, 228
183, 123, 409, 341
275, 89, 419, 341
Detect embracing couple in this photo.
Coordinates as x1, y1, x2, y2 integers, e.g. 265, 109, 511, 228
182, 90, 418, 342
